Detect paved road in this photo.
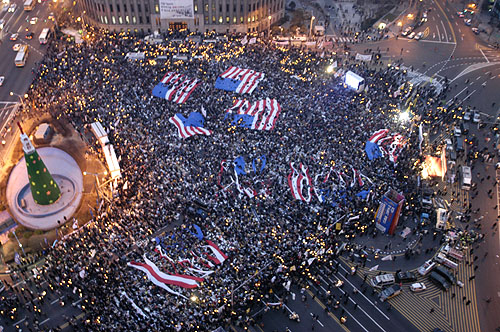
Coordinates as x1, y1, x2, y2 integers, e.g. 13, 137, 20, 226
0, 0, 54, 136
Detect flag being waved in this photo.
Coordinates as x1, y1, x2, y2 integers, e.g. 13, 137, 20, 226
288, 163, 313, 203
169, 112, 212, 139
152, 72, 200, 104
215, 66, 264, 94
225, 98, 281, 131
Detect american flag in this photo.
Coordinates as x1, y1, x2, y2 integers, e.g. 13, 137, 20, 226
169, 112, 212, 139
215, 66, 265, 94
152, 72, 200, 104
367, 129, 406, 163
288, 163, 313, 202
226, 98, 281, 131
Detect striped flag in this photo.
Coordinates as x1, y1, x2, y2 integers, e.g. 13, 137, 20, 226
215, 66, 265, 94
205, 240, 228, 264
226, 98, 281, 131
152, 72, 200, 104
169, 112, 212, 139
288, 163, 313, 203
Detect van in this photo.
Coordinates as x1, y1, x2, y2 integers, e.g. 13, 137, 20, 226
456, 137, 464, 151
435, 252, 458, 270
370, 273, 395, 288
433, 265, 456, 284
418, 259, 436, 276
429, 271, 451, 290
436, 208, 448, 230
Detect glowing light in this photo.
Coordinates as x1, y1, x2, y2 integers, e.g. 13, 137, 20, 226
399, 111, 409, 122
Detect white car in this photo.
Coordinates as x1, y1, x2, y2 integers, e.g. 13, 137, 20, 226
0, 76, 4, 86
463, 111, 471, 121
30, 17, 38, 25
473, 111, 480, 123
12, 43, 21, 51
410, 282, 426, 292
453, 126, 462, 137
408, 32, 416, 39
414, 32, 424, 40
8, 3, 16, 12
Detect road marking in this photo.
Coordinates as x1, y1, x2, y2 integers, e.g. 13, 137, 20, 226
419, 39, 456, 45
463, 89, 476, 101
340, 303, 370, 332
310, 313, 325, 327
459, 28, 462, 33
479, 48, 489, 63
334, 261, 391, 320
13, 316, 26, 326
441, 20, 448, 41
40, 317, 50, 325
447, 86, 468, 104
304, 290, 351, 332
436, 24, 441, 42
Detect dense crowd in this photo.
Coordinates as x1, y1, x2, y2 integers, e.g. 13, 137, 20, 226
13, 19, 448, 331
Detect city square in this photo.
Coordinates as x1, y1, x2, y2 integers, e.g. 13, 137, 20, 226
0, 0, 499, 331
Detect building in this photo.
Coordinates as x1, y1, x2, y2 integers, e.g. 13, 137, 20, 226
77, 0, 285, 34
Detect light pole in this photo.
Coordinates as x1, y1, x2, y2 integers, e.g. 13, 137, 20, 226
9, 92, 28, 108
309, 15, 316, 38
268, 15, 272, 37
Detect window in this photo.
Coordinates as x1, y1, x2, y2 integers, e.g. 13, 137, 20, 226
145, 4, 149, 12
109, 4, 113, 12
155, 4, 159, 13
212, 2, 215, 10
205, 3, 208, 12
112, 16, 116, 24
248, 4, 251, 11
104, 16, 108, 24
240, 16, 243, 23
253, 3, 255, 11
226, 3, 229, 11
204, 15, 208, 23
131, 4, 134, 12
100, 15, 104, 23
226, 16, 229, 22
138, 4, 141, 12
252, 15, 254, 21
212, 15, 216, 23
124, 4, 127, 12
247, 16, 250, 22
257, 2, 259, 9
219, 16, 222, 23
194, 4, 198, 12
117, 4, 120, 12
132, 16, 136, 23
241, 4, 243, 12
219, 4, 222, 11
125, 15, 129, 23
146, 16, 150, 23
233, 4, 236, 12
233, 16, 236, 23
118, 16, 123, 24
139, 16, 143, 23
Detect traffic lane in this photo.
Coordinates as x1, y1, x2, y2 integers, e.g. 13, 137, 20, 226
454, 67, 500, 115
312, 262, 420, 332
258, 284, 350, 332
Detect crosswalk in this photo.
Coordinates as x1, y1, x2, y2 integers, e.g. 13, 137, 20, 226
331, 36, 356, 44
0, 102, 19, 137
342, 250, 480, 332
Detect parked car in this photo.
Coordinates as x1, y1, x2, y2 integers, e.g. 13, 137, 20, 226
453, 126, 461, 137
402, 27, 413, 36
408, 32, 416, 39
8, 3, 16, 12
456, 11, 465, 18
396, 271, 417, 283
379, 284, 402, 302
471, 27, 479, 34
410, 282, 426, 292
415, 32, 424, 40
464, 18, 472, 26
0, 76, 4, 86
418, 259, 436, 276
30, 17, 38, 25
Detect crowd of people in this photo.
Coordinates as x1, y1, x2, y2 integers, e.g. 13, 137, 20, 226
7, 14, 451, 330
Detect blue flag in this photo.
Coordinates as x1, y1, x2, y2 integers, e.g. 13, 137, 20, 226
252, 155, 267, 174
234, 156, 246, 175
193, 224, 204, 240
365, 141, 382, 160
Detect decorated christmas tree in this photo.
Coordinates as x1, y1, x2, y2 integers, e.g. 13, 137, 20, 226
18, 123, 61, 205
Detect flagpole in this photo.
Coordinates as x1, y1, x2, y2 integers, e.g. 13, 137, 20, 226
12, 230, 25, 256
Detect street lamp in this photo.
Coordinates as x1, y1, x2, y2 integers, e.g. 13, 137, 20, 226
268, 15, 272, 37
309, 15, 315, 38
10, 92, 27, 106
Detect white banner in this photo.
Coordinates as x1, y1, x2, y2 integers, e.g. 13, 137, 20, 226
159, 0, 194, 19
355, 53, 372, 61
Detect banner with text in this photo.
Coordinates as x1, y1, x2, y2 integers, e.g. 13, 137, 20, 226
160, 0, 194, 19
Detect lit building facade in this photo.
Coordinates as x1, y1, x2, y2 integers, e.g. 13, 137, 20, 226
77, 0, 285, 34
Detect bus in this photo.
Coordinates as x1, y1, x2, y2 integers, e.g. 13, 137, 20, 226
460, 165, 471, 190
14, 45, 29, 67
39, 28, 50, 44
23, 0, 35, 11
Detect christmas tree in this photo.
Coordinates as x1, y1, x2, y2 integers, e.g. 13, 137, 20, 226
18, 123, 61, 205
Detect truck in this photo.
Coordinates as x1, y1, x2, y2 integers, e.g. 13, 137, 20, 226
441, 244, 464, 261
436, 208, 448, 230
435, 252, 458, 270
460, 165, 471, 190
